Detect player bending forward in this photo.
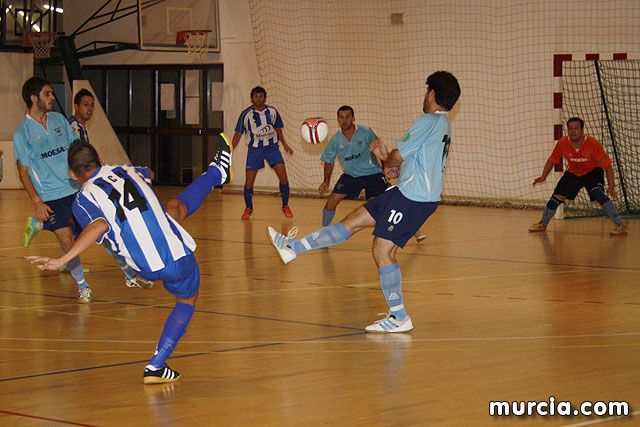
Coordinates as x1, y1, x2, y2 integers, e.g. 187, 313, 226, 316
267, 71, 460, 333
27, 135, 232, 384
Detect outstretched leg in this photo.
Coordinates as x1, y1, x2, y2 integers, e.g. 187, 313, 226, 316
166, 135, 232, 223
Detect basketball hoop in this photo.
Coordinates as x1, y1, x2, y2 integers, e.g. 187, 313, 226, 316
24, 32, 58, 59
177, 30, 211, 62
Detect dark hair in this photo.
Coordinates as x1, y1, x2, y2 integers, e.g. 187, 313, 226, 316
567, 117, 584, 129
426, 71, 461, 111
74, 89, 94, 106
250, 86, 267, 98
337, 105, 354, 116
68, 140, 101, 176
22, 76, 52, 108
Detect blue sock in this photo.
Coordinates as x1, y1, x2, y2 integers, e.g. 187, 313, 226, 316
176, 165, 223, 218
290, 223, 351, 255
244, 186, 254, 210
280, 183, 290, 208
322, 208, 335, 227
67, 256, 88, 290
102, 241, 136, 280
149, 302, 195, 369
379, 263, 407, 320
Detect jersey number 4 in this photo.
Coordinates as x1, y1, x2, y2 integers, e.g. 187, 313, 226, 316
108, 178, 148, 222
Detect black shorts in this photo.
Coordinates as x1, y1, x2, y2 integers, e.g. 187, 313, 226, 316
333, 173, 388, 200
554, 168, 605, 201
44, 193, 78, 231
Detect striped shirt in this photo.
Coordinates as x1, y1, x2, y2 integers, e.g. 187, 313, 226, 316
68, 115, 89, 142
72, 165, 196, 273
234, 105, 284, 148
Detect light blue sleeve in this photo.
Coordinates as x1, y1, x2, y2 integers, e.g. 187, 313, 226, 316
65, 119, 77, 144
12, 127, 31, 167
320, 132, 339, 164
396, 115, 437, 161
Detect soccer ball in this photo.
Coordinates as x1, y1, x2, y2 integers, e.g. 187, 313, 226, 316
301, 117, 328, 144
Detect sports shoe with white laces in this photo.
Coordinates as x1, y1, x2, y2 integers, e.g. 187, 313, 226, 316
143, 365, 181, 385
77, 286, 92, 304
266, 226, 298, 264
126, 274, 155, 289
365, 313, 413, 333
210, 132, 233, 184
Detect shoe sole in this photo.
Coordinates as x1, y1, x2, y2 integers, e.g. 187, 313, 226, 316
143, 376, 181, 385
77, 299, 92, 304
415, 235, 426, 243
23, 218, 37, 247
528, 228, 546, 232
219, 132, 234, 184
365, 325, 413, 333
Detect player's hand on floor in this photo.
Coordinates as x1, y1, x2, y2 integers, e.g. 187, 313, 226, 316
25, 255, 65, 271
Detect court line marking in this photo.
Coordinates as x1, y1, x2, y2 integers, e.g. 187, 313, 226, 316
0, 409, 97, 427
0, 331, 365, 383
1, 330, 639, 344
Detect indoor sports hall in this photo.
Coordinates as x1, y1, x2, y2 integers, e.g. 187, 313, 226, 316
0, 1, 638, 425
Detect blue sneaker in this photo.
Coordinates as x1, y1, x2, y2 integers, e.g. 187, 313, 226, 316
22, 217, 40, 247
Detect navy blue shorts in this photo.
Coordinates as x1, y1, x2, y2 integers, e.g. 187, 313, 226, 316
138, 253, 200, 299
364, 186, 438, 248
246, 144, 285, 171
554, 168, 605, 201
333, 173, 388, 200
44, 193, 78, 231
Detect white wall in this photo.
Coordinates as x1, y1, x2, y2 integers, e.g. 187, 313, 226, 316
0, 52, 33, 189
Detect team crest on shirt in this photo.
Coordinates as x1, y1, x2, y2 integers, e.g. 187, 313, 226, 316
387, 225, 394, 232
54, 126, 63, 136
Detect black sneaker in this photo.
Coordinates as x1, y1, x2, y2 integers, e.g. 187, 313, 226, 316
210, 132, 233, 184
143, 365, 181, 385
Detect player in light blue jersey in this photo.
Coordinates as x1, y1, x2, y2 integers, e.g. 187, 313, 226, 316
318, 105, 387, 226
21, 87, 154, 290
27, 136, 232, 384
14, 77, 93, 303
231, 86, 295, 220
267, 71, 460, 333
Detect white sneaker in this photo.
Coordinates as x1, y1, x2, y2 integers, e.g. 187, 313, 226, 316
77, 286, 92, 304
415, 231, 426, 243
126, 274, 155, 289
365, 313, 413, 333
266, 226, 298, 264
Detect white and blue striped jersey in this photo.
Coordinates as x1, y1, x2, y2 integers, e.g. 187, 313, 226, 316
234, 105, 284, 148
68, 115, 89, 142
320, 125, 382, 177
72, 165, 196, 273
395, 112, 452, 202
13, 112, 80, 201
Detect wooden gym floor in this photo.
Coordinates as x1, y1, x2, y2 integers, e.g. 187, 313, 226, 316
0, 187, 638, 426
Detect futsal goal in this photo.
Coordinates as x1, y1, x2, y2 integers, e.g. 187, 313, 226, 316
561, 60, 640, 217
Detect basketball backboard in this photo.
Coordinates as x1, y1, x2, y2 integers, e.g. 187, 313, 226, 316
137, 0, 220, 53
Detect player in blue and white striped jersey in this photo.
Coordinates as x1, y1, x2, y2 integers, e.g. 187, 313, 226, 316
26, 135, 232, 384
267, 71, 460, 333
231, 86, 295, 220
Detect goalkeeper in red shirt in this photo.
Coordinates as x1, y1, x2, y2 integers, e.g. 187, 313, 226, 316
529, 117, 627, 236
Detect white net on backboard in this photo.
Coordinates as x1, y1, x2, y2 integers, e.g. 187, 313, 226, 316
183, 31, 211, 62
26, 32, 58, 59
